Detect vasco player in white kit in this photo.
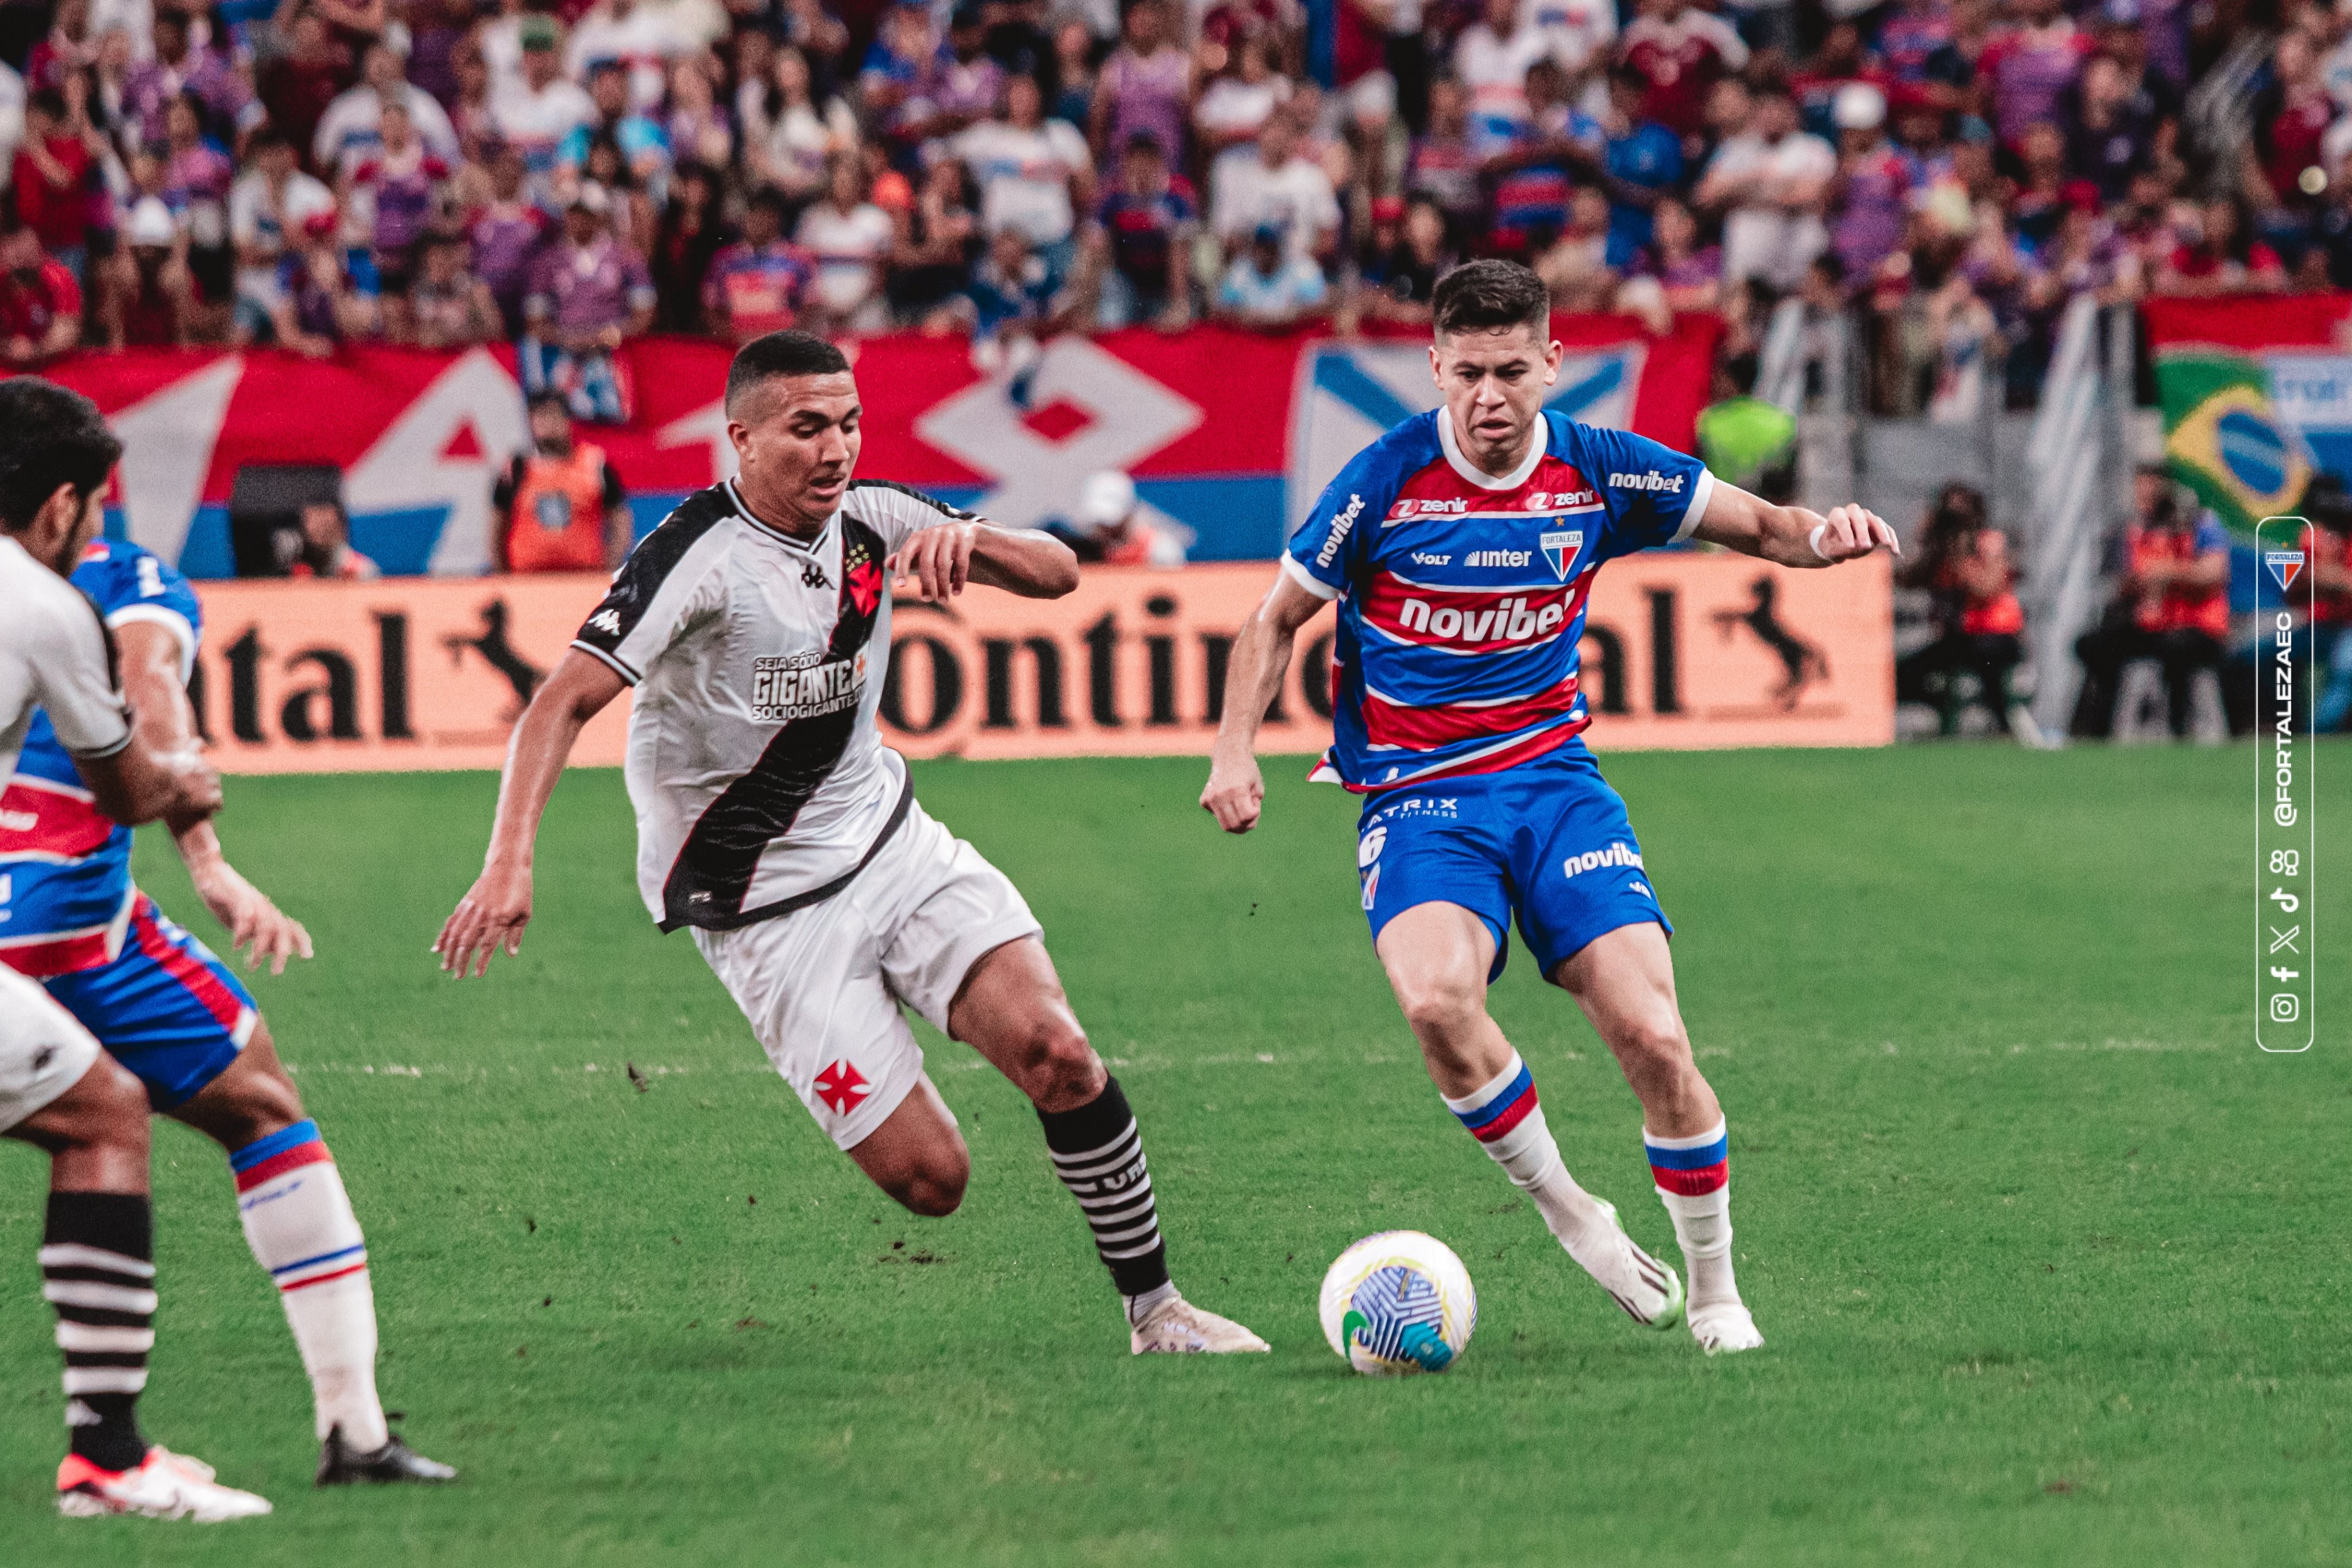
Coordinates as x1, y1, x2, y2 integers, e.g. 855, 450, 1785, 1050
434, 332, 1266, 1354
0, 377, 271, 1519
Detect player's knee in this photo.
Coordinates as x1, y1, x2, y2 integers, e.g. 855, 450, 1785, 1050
1019, 1016, 1104, 1113
1394, 972, 1484, 1044
1613, 1017, 1693, 1085
73, 1058, 153, 1155
893, 1151, 969, 1217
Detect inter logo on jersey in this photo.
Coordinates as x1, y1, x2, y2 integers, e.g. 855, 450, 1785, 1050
1539, 531, 1584, 580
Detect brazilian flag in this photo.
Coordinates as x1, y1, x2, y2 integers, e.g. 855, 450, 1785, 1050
2157, 350, 2311, 540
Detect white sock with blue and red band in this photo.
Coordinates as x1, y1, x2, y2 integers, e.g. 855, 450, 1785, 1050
1444, 1054, 1614, 1261
1645, 1120, 1739, 1310
231, 1120, 388, 1451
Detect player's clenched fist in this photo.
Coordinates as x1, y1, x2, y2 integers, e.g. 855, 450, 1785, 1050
1806, 504, 1900, 564
432, 860, 533, 978
1201, 754, 1266, 834
889, 522, 980, 600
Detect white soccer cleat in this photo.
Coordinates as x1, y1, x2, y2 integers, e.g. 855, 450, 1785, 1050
1129, 1294, 1271, 1354
1688, 1301, 1766, 1356
57, 1446, 273, 1521
1576, 1200, 1685, 1332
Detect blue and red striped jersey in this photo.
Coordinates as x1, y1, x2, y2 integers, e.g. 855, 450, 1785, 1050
1283, 406, 1712, 792
1, 539, 201, 977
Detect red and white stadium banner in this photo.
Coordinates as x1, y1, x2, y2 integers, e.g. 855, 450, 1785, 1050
184, 555, 1891, 773
21, 316, 1722, 576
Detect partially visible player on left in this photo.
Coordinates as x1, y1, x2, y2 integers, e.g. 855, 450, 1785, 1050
1, 525, 455, 1486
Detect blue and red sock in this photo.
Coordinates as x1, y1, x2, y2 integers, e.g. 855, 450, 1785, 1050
230, 1121, 387, 1449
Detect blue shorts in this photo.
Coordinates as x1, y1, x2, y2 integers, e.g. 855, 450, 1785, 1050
1355, 741, 1670, 982
43, 896, 257, 1110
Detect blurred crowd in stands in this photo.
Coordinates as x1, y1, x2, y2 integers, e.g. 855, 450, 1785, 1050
5, 0, 2352, 412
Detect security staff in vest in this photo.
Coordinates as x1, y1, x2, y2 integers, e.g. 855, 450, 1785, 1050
492, 392, 633, 572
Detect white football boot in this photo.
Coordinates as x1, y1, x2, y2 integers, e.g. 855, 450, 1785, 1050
1688, 1301, 1766, 1356
57, 1446, 273, 1521
1573, 1200, 1685, 1332
1129, 1294, 1271, 1354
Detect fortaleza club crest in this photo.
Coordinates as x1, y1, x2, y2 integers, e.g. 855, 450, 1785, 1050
1539, 530, 1584, 581
2265, 549, 2306, 593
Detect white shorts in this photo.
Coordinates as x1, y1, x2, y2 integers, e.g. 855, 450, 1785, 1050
693, 802, 1042, 1151
0, 965, 104, 1133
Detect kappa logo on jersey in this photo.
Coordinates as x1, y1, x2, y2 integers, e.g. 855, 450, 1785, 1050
1563, 842, 1644, 879
751, 650, 869, 722
1357, 825, 1387, 867
586, 609, 622, 635
1539, 531, 1584, 580
1609, 471, 1685, 494
813, 1060, 870, 1115
1318, 493, 1368, 567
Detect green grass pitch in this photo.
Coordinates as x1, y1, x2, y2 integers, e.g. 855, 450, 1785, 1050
2, 744, 2346, 1566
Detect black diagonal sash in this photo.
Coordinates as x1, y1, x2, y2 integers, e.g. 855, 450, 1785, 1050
659, 517, 893, 932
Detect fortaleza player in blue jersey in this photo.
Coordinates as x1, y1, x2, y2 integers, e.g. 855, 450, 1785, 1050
1201, 262, 1897, 1354
2, 536, 455, 1487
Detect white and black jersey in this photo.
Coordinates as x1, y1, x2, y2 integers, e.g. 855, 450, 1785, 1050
0, 535, 132, 780
571, 478, 975, 933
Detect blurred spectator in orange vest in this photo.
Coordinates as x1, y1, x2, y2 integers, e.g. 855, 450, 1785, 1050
1895, 482, 2032, 737
2072, 465, 2232, 738
492, 392, 633, 572
1055, 470, 1187, 566
287, 499, 381, 580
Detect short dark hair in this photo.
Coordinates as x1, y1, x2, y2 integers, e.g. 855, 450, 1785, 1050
726, 330, 852, 413
1431, 259, 1551, 340
0, 380, 123, 533
746, 187, 790, 224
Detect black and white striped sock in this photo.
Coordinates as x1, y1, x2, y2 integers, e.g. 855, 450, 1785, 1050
1038, 1077, 1173, 1322
42, 1191, 156, 1474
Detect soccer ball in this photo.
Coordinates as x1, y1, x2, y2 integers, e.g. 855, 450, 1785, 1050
1318, 1231, 1477, 1375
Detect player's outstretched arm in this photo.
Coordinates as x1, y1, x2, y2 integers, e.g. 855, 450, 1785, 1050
113, 621, 315, 974
433, 649, 627, 978
76, 731, 222, 834
893, 521, 1079, 601
1201, 570, 1329, 834
1690, 482, 1900, 568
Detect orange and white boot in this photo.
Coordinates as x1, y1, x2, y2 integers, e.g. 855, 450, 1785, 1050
57, 1446, 273, 1521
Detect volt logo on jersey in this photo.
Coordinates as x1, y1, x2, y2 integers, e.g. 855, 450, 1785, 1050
1539, 531, 1583, 580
